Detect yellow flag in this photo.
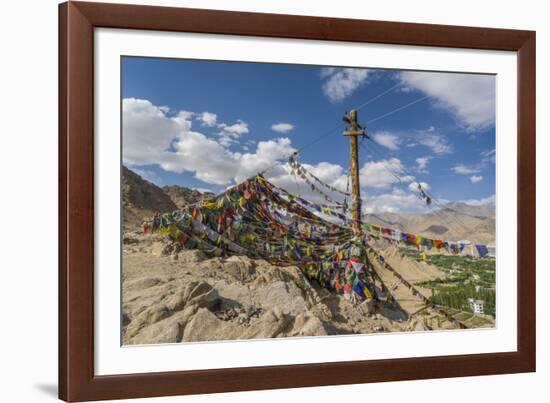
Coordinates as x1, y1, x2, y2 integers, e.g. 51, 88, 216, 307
202, 201, 218, 209
364, 287, 373, 300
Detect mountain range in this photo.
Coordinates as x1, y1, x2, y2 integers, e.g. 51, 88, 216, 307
367, 200, 495, 244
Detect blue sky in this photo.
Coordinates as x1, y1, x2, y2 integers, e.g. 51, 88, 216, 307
122, 56, 495, 214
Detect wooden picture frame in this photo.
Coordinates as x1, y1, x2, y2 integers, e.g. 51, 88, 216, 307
59, 1, 536, 401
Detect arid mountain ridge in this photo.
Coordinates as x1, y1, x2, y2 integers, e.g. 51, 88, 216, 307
367, 201, 495, 244
162, 185, 215, 209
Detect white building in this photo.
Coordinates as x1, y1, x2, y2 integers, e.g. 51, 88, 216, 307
468, 298, 485, 314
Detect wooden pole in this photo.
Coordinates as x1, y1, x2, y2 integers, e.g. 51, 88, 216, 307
344, 110, 364, 235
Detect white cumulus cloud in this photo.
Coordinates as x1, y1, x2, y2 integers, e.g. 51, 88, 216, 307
217, 119, 250, 147
123, 98, 470, 215
452, 164, 481, 175
416, 127, 452, 155
415, 157, 430, 173
123, 98, 191, 167
469, 175, 483, 184
399, 71, 495, 131
320, 68, 369, 102
360, 158, 414, 189
271, 123, 295, 133
198, 111, 218, 127
219, 120, 249, 135
364, 188, 430, 214
267, 161, 348, 206
373, 131, 401, 151
122, 98, 294, 186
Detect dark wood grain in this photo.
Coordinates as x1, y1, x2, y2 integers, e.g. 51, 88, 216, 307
59, 1, 536, 401
58, 4, 67, 401
59, 2, 95, 400
75, 1, 532, 50
516, 32, 536, 369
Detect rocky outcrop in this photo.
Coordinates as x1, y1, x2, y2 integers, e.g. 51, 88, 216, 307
121, 230, 494, 345
162, 185, 215, 209
121, 235, 425, 345
121, 166, 218, 229
122, 166, 177, 229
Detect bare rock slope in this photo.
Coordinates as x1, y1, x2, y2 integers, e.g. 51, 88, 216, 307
122, 166, 177, 229
122, 232, 427, 345
162, 185, 215, 209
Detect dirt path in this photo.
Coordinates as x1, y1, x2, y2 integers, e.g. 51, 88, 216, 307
369, 254, 428, 315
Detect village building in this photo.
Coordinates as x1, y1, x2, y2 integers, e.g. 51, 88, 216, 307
468, 298, 485, 314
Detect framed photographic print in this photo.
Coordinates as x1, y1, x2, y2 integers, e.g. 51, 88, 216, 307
59, 1, 536, 401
